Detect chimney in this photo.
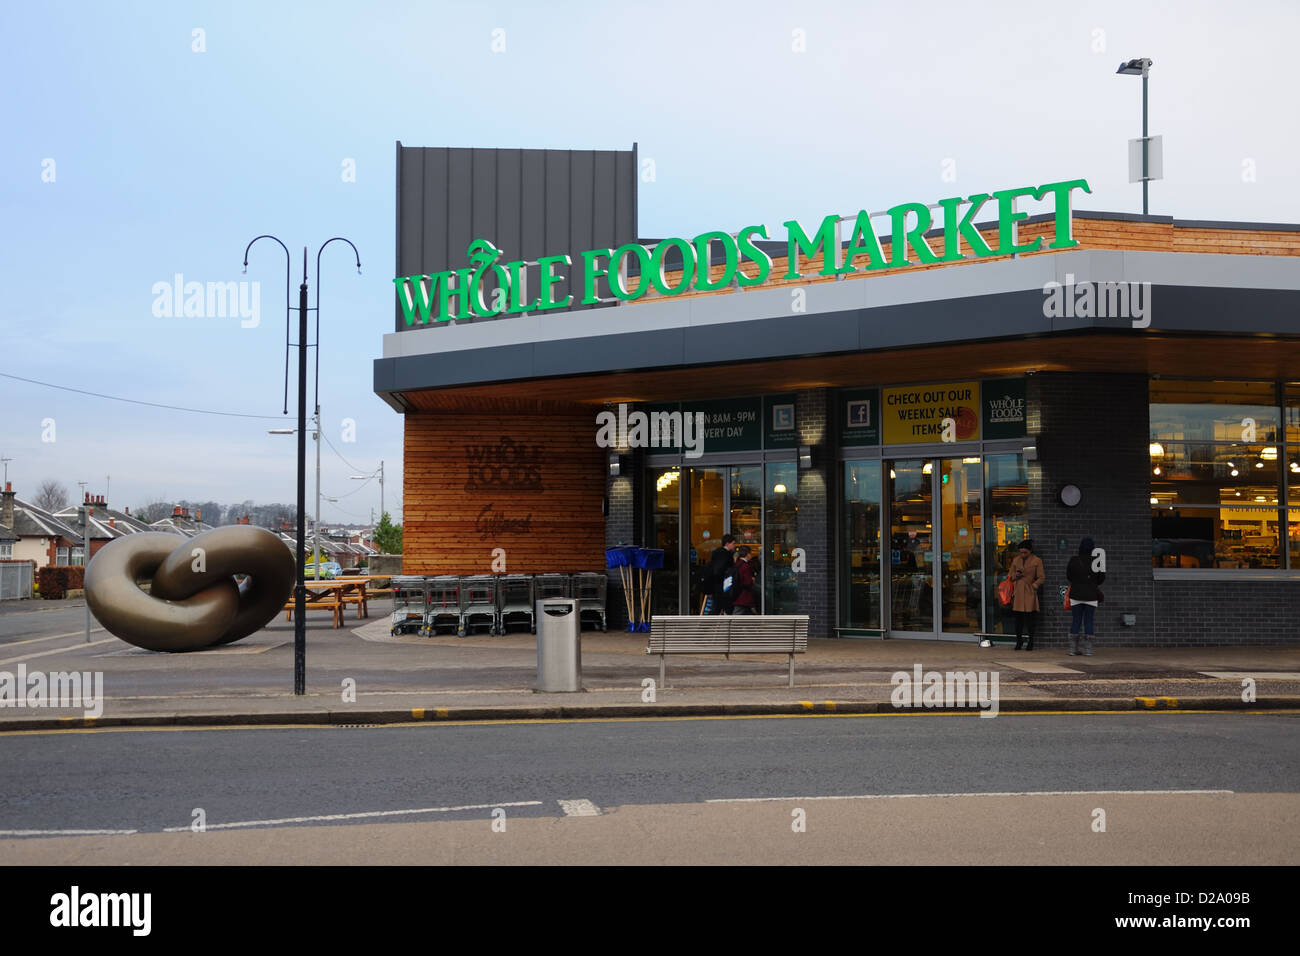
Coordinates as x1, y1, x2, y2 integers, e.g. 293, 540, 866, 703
84, 492, 90, 504
173, 506, 181, 517
124, 506, 130, 515
1, 482, 13, 530
109, 518, 115, 528
196, 508, 202, 522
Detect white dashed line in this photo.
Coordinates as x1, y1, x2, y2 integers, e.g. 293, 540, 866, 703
558, 798, 602, 816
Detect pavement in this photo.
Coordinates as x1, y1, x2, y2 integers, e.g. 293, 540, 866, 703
1, 598, 1298, 729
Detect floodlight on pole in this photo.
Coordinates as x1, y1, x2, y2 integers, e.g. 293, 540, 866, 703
1116, 57, 1154, 215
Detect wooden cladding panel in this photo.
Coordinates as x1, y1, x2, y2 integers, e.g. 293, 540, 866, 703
403, 412, 605, 575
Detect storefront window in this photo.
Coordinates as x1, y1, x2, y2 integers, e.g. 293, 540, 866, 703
1150, 380, 1288, 569
765, 462, 798, 614
1150, 380, 1279, 443
840, 460, 881, 630
1285, 383, 1300, 443
1152, 505, 1282, 569
984, 454, 1028, 634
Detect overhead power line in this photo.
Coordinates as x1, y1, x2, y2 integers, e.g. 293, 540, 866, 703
0, 371, 284, 420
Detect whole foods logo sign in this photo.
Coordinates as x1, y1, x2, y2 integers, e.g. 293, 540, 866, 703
395, 178, 1091, 324
464, 438, 543, 493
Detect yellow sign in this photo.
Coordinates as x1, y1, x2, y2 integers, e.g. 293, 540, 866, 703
882, 381, 981, 444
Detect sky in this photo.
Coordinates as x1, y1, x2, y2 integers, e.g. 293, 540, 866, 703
2, 0, 1297, 526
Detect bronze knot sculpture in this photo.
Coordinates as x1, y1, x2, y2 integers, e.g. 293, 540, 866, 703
85, 526, 296, 652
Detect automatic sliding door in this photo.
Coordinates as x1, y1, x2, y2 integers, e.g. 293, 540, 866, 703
888, 460, 934, 633
939, 457, 982, 634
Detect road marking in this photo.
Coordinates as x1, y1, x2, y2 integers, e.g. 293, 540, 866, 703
0, 827, 139, 837
158, 800, 545, 832
706, 788, 1235, 804
0, 638, 118, 665
558, 798, 602, 817
1200, 671, 1300, 680
0, 628, 109, 648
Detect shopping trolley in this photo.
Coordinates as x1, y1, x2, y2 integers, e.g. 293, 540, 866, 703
534, 573, 570, 601
390, 576, 429, 636
459, 574, 499, 636
571, 572, 607, 631
424, 575, 462, 636
498, 574, 535, 633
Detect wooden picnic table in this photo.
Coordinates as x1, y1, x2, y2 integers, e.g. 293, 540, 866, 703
283, 579, 370, 628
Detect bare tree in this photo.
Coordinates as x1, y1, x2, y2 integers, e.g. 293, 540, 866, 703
33, 479, 68, 513
137, 499, 173, 523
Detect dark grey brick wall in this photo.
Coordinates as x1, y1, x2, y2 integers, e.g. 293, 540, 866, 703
1027, 372, 1154, 646
796, 389, 835, 638
1154, 580, 1300, 644
604, 429, 642, 632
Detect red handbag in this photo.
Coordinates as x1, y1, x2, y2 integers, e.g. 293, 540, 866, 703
1063, 585, 1072, 610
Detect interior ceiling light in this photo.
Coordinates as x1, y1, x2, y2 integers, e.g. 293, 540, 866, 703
1256, 462, 1265, 468
773, 483, 787, 494
922, 462, 933, 474
1153, 466, 1162, 475
1149, 442, 1164, 457
1262, 446, 1278, 460
1231, 468, 1239, 476
1149, 497, 1158, 505
963, 457, 980, 464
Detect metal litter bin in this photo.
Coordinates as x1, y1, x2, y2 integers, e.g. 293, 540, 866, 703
536, 599, 581, 692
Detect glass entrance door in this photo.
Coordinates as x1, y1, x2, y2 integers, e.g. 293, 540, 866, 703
687, 467, 727, 614
887, 456, 983, 639
888, 460, 934, 633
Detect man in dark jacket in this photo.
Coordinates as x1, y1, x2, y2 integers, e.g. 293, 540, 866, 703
706, 534, 737, 614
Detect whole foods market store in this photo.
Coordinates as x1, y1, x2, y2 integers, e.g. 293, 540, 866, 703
375, 144, 1300, 646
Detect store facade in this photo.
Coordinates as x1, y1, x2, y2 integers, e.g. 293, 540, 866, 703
376, 143, 1300, 645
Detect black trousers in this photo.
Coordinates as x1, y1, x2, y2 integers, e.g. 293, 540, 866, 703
1014, 610, 1038, 644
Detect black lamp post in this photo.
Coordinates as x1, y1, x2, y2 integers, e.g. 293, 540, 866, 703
243, 236, 361, 695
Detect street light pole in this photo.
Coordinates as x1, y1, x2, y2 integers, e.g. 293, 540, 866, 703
1142, 68, 1149, 216
244, 235, 360, 696
1116, 57, 1154, 216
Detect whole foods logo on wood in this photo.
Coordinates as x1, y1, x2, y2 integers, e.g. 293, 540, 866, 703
464, 438, 544, 493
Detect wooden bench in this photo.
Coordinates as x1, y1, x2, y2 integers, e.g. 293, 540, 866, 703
336, 579, 369, 619
647, 615, 809, 687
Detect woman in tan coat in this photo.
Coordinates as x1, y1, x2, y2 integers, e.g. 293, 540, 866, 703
1009, 540, 1045, 651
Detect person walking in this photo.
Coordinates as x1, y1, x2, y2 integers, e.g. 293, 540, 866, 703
1066, 536, 1105, 656
1009, 539, 1044, 650
705, 534, 737, 615
730, 546, 758, 614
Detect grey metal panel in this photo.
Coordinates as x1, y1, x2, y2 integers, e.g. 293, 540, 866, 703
390, 344, 537, 391
395, 144, 637, 332
689, 309, 859, 363
858, 290, 1048, 348
532, 328, 686, 377
545, 150, 572, 309
420, 149, 448, 279
496, 149, 523, 259
471, 148, 497, 254
446, 150, 473, 270
374, 280, 1300, 397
